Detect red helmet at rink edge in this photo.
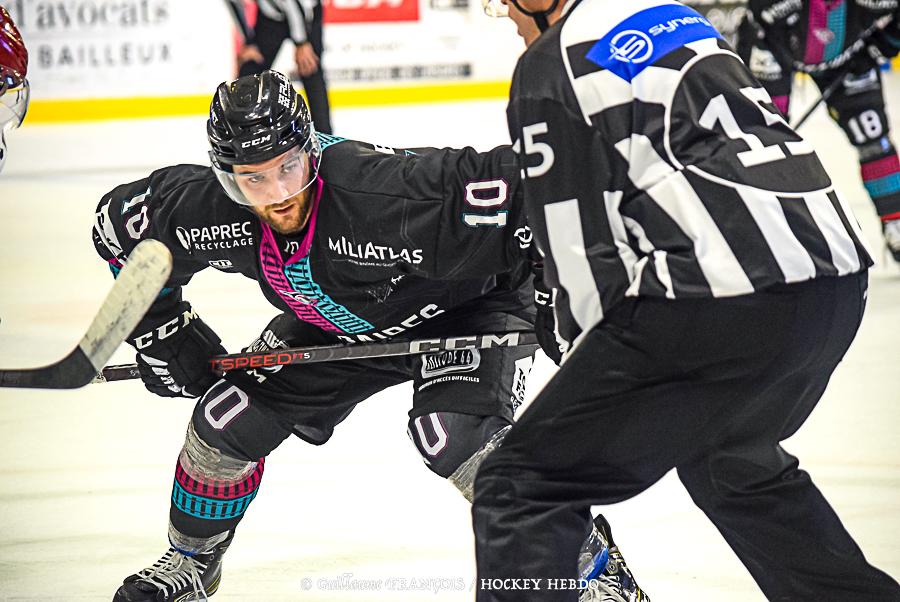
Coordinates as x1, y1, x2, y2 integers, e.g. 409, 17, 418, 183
0, 5, 30, 172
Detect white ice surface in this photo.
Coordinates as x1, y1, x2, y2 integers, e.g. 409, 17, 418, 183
0, 76, 898, 601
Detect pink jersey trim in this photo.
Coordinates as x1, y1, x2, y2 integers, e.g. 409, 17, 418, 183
861, 154, 900, 182
804, 0, 828, 65
772, 95, 790, 117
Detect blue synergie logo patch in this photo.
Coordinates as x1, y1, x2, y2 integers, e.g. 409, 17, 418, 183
586, 3, 722, 83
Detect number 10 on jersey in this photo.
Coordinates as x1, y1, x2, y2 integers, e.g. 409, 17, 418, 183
463, 179, 510, 228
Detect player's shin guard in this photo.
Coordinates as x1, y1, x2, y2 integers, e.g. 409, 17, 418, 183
860, 148, 900, 262
113, 424, 263, 601
170, 422, 265, 546
447, 424, 511, 503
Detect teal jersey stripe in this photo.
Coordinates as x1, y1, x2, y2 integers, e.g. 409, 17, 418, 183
824, 3, 847, 62
864, 173, 900, 198
284, 258, 374, 334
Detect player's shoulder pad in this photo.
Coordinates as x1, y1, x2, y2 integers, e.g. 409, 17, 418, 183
93, 164, 239, 258
317, 134, 426, 184
148, 164, 227, 205
318, 134, 418, 161
99, 164, 219, 209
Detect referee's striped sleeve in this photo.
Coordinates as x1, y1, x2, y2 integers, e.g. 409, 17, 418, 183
224, 0, 254, 44
279, 0, 309, 44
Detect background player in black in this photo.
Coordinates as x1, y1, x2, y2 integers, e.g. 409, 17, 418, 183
0, 5, 29, 172
472, 0, 900, 600
96, 70, 643, 602
737, 0, 900, 263
225, 0, 332, 133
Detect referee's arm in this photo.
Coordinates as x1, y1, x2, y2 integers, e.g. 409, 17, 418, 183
281, 0, 310, 45
224, 0, 254, 44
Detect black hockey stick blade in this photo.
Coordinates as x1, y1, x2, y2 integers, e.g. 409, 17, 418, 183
94, 331, 539, 384
0, 240, 173, 389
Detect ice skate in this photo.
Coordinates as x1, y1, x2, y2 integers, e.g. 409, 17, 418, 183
112, 532, 232, 602
580, 515, 650, 602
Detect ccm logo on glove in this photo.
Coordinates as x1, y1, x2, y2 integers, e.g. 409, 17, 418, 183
133, 309, 197, 349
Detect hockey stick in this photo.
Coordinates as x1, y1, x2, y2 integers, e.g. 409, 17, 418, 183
0, 240, 173, 389
791, 71, 850, 131
790, 65, 853, 131
94, 330, 539, 384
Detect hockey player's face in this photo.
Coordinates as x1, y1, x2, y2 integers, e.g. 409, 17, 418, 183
251, 186, 313, 234
234, 152, 315, 234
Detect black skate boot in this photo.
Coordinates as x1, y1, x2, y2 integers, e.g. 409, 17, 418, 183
580, 515, 650, 602
112, 532, 233, 602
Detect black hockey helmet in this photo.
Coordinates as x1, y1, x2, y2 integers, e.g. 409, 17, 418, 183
207, 69, 319, 169
207, 70, 321, 206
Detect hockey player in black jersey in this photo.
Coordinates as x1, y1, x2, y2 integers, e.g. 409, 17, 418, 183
95, 70, 644, 602
737, 0, 900, 264
473, 0, 900, 600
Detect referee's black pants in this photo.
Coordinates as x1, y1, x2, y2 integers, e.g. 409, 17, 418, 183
473, 272, 900, 601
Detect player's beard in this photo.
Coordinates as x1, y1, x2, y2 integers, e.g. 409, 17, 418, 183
253, 188, 313, 235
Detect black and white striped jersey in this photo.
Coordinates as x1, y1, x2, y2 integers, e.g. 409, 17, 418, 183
507, 0, 874, 351
225, 0, 311, 45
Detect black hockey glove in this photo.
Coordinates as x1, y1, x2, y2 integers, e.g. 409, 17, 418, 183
869, 16, 900, 60
870, 31, 900, 60
533, 264, 563, 365
130, 303, 226, 398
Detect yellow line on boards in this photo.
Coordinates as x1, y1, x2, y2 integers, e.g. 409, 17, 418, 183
27, 96, 210, 123
330, 81, 511, 107
24, 80, 513, 124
